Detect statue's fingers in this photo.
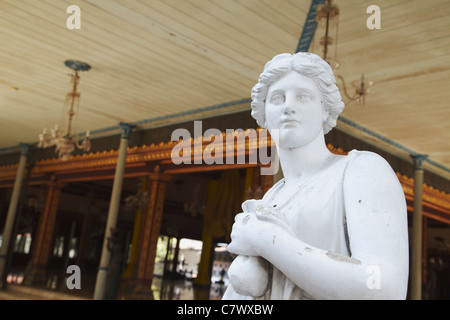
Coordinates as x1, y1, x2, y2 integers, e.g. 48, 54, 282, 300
234, 212, 245, 222
227, 241, 241, 255
241, 199, 260, 212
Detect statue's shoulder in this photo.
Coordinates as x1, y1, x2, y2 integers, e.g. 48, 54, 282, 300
344, 149, 401, 193
346, 150, 393, 172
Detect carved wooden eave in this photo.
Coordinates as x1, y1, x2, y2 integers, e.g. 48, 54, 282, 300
0, 142, 172, 186
397, 173, 450, 224
0, 128, 269, 186
0, 129, 449, 225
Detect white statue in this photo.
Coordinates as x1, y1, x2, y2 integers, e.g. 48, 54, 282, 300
223, 52, 409, 300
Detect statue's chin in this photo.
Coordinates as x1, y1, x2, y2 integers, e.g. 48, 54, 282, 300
227, 255, 270, 298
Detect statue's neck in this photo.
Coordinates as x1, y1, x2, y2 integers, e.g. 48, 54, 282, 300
277, 134, 334, 186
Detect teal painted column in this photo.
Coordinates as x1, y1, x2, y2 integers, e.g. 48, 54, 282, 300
0, 144, 30, 288
94, 123, 134, 300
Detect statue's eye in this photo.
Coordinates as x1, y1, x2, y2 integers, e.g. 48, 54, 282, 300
270, 94, 285, 105
297, 93, 312, 102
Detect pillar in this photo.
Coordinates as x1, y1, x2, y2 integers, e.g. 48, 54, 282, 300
194, 227, 214, 300
171, 237, 180, 273
250, 166, 275, 199
195, 224, 214, 287
129, 172, 171, 299
423, 216, 428, 286
261, 173, 275, 196
122, 177, 147, 280
94, 122, 134, 300
410, 154, 427, 300
24, 178, 65, 286
0, 144, 29, 288
195, 178, 219, 290
75, 204, 93, 269
273, 163, 284, 184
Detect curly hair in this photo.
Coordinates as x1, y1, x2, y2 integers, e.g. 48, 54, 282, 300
251, 52, 344, 134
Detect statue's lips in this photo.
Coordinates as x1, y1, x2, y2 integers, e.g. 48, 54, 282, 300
281, 118, 300, 125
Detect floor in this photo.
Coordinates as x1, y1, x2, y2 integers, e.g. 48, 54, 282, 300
0, 277, 228, 300
0, 284, 89, 300
151, 277, 228, 300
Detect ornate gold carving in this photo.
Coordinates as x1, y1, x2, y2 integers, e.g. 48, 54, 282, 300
0, 132, 448, 215
327, 143, 348, 155
396, 172, 450, 211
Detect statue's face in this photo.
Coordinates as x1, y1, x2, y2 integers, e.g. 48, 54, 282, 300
265, 71, 327, 149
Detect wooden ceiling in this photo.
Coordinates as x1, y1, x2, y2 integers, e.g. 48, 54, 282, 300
0, 0, 449, 182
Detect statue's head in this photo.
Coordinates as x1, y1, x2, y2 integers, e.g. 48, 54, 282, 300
251, 52, 344, 135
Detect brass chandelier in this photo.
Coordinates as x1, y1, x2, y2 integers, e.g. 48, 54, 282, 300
314, 0, 373, 105
38, 60, 91, 161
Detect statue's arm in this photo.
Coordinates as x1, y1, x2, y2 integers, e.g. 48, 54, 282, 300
341, 152, 409, 298
229, 152, 409, 299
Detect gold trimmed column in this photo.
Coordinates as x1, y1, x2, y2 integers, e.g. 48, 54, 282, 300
24, 178, 65, 287
129, 171, 171, 299
0, 144, 30, 288
411, 154, 427, 300
121, 177, 147, 280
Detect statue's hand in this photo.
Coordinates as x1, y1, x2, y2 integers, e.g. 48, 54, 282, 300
241, 199, 261, 213
228, 206, 296, 257
227, 212, 262, 256
243, 199, 296, 236
226, 199, 264, 256
255, 207, 297, 238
